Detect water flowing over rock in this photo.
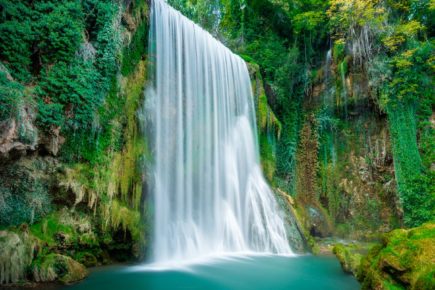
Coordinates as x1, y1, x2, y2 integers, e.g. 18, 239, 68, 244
146, 0, 292, 263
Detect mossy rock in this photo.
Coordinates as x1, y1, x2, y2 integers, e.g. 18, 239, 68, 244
358, 223, 435, 290
74, 251, 98, 267
333, 243, 363, 277
32, 254, 88, 284
30, 209, 99, 249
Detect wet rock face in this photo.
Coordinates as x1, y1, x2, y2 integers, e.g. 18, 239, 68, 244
40, 126, 65, 156
0, 102, 63, 159
32, 254, 88, 284
307, 206, 332, 238
0, 108, 38, 157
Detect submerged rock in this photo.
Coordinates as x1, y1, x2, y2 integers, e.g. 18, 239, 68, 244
32, 254, 88, 284
358, 223, 435, 290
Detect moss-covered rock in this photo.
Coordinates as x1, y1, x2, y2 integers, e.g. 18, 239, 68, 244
32, 254, 87, 284
358, 223, 435, 290
333, 243, 364, 277
74, 251, 98, 267
30, 209, 98, 248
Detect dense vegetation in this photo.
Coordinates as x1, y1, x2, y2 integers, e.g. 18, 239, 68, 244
170, 0, 434, 230
0, 0, 149, 224
0, 0, 149, 285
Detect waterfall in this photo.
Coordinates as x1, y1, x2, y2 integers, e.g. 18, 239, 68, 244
146, 0, 292, 263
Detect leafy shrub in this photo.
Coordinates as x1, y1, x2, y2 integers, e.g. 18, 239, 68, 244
0, 70, 24, 121
36, 60, 102, 130
401, 172, 435, 227
0, 1, 34, 82
33, 1, 84, 64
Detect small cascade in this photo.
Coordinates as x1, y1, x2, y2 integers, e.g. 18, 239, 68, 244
323, 49, 334, 109
339, 61, 348, 119
320, 49, 337, 168
146, 0, 292, 263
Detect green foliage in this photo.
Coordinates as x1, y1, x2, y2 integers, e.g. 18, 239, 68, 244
169, 0, 223, 33
245, 35, 288, 82
375, 38, 434, 227
121, 20, 148, 76
328, 0, 386, 33
94, 3, 122, 87
333, 39, 346, 63
0, 0, 122, 134
30, 213, 75, 246
401, 173, 435, 227
293, 11, 325, 34
0, 70, 24, 121
276, 102, 301, 190
34, 1, 85, 65
59, 78, 122, 164
0, 1, 33, 81
36, 60, 102, 130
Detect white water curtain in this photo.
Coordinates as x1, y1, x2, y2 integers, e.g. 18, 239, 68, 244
147, 0, 292, 263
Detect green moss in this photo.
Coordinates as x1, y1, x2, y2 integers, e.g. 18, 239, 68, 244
74, 252, 98, 267
32, 253, 87, 284
308, 236, 320, 255
58, 59, 148, 249
359, 223, 435, 290
333, 243, 363, 277
106, 200, 142, 242
249, 62, 281, 184
414, 270, 435, 290
29, 210, 99, 250
30, 215, 71, 246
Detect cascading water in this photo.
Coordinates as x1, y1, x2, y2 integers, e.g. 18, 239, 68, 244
146, 0, 292, 263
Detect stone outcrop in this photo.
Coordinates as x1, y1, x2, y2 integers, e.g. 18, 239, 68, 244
358, 223, 435, 290
0, 109, 38, 156
333, 243, 365, 277
33, 254, 88, 284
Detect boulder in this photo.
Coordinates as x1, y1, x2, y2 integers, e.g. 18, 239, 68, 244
333, 243, 364, 277
359, 223, 435, 290
33, 254, 88, 284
